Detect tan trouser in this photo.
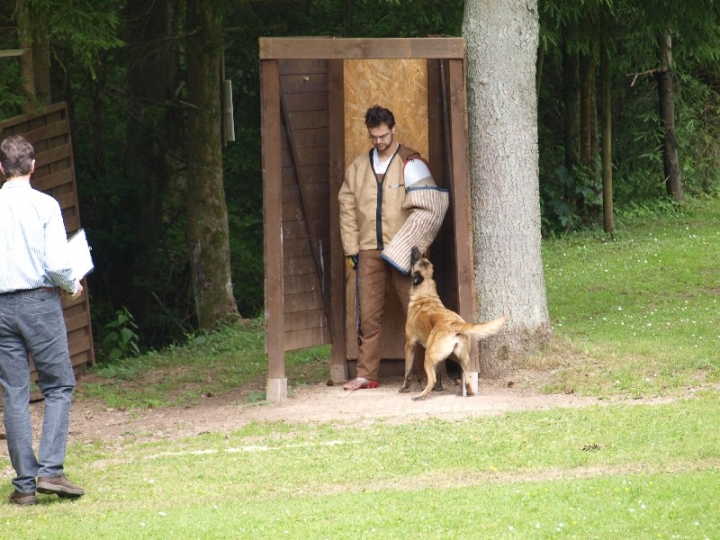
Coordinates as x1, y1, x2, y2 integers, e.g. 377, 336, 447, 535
355, 250, 413, 381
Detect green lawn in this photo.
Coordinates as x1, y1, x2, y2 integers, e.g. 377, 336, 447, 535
2, 195, 720, 539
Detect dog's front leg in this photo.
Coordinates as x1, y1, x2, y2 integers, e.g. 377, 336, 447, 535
400, 341, 415, 393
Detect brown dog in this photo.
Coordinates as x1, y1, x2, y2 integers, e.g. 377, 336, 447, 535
400, 247, 506, 400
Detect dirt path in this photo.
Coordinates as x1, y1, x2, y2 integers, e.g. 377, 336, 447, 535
52, 373, 677, 445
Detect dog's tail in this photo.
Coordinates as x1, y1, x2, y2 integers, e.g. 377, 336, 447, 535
460, 316, 507, 340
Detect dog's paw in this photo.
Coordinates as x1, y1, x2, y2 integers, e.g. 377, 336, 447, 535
399, 387, 411, 393
412, 394, 430, 401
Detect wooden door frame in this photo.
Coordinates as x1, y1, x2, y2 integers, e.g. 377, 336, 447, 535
259, 37, 474, 401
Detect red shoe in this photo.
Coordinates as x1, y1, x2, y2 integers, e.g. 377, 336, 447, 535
343, 377, 379, 390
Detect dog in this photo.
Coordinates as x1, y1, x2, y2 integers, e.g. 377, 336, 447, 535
399, 247, 507, 400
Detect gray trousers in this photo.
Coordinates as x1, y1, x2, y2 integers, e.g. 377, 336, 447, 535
0, 288, 75, 494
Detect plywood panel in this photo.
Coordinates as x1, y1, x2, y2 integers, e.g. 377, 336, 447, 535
342, 59, 430, 360
344, 59, 428, 168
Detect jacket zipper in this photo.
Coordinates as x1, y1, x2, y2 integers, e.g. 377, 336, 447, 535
369, 145, 400, 250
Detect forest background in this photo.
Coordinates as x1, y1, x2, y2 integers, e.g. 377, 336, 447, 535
1, 0, 719, 359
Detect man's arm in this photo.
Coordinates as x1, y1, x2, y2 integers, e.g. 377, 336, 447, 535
44, 202, 80, 295
338, 166, 360, 256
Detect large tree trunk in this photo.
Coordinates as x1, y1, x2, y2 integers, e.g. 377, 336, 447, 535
186, 0, 240, 329
657, 32, 683, 202
120, 0, 178, 332
463, 0, 551, 377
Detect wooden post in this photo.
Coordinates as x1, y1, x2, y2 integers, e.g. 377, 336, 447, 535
328, 59, 348, 383
261, 59, 287, 401
447, 58, 479, 394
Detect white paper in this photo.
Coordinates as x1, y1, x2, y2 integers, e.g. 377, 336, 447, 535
67, 228, 94, 279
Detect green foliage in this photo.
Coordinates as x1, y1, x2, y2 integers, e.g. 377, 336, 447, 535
101, 307, 141, 362
224, 128, 265, 317
541, 164, 603, 234
25, 0, 124, 75
0, 63, 26, 120
286, 0, 464, 37
538, 0, 720, 232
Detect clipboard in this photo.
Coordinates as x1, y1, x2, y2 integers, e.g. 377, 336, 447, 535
67, 228, 94, 280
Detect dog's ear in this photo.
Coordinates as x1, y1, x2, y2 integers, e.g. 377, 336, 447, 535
410, 246, 422, 268
412, 270, 424, 286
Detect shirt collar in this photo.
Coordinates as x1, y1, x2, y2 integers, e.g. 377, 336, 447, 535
1, 179, 32, 190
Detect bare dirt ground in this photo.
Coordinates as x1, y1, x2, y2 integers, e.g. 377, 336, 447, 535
35, 370, 677, 446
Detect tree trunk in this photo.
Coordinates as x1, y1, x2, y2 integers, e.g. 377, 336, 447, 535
562, 25, 580, 173
15, 0, 36, 109
120, 0, 178, 331
463, 0, 551, 377
657, 32, 683, 202
600, 24, 613, 233
186, 0, 240, 329
579, 52, 596, 169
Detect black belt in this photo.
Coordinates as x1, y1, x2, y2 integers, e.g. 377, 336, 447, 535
0, 287, 57, 296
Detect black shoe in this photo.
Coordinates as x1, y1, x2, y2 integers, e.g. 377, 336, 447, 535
37, 475, 85, 498
8, 490, 37, 506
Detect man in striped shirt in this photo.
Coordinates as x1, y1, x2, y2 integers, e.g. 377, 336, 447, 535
0, 135, 85, 505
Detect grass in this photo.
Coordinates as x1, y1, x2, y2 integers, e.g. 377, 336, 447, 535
3, 195, 720, 538
535, 194, 720, 398
77, 318, 330, 409
2, 396, 720, 538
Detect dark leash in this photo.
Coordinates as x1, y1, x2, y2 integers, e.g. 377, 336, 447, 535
355, 261, 362, 345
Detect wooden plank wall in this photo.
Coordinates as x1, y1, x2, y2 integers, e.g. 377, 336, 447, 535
278, 60, 332, 351
0, 102, 96, 376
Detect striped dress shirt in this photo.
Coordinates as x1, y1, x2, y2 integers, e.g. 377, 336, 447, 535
0, 180, 78, 294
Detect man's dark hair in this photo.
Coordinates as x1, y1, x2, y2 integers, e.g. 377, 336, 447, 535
0, 135, 35, 178
365, 105, 395, 129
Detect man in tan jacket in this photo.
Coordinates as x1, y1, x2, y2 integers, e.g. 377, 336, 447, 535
338, 105, 446, 390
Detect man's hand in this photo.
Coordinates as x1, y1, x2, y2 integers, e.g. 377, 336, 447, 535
70, 282, 84, 300
347, 254, 359, 270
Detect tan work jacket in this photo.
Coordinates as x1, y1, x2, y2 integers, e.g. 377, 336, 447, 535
338, 145, 420, 256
